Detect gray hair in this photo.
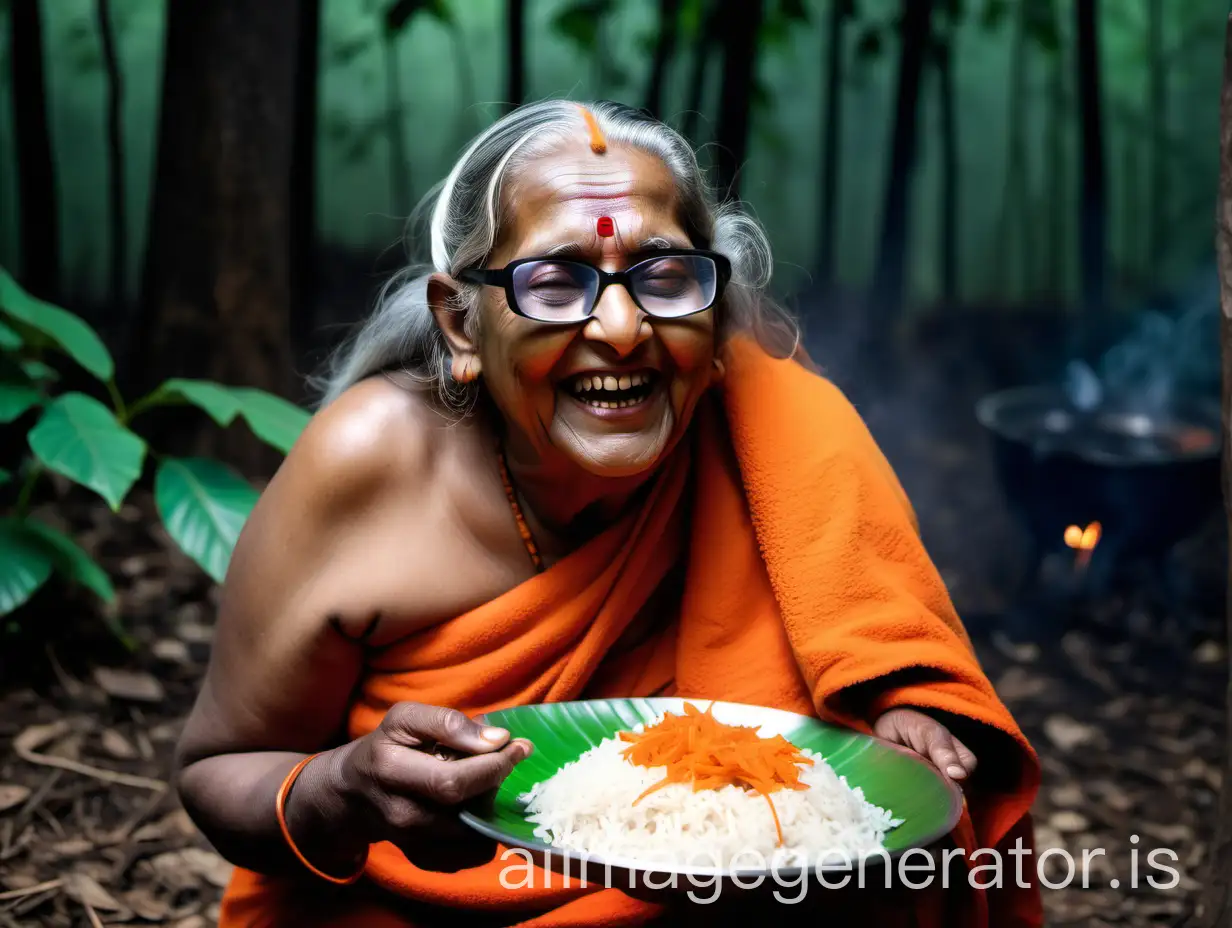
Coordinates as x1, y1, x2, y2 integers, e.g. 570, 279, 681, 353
312, 99, 800, 411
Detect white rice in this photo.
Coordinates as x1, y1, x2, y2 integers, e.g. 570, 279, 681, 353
519, 719, 903, 870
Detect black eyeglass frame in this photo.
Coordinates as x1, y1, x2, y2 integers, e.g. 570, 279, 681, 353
456, 249, 732, 324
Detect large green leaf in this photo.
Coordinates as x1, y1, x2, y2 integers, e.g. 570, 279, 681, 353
0, 317, 22, 350
0, 519, 54, 615
137, 378, 243, 427
28, 393, 147, 510
155, 457, 260, 583
0, 267, 114, 380
21, 520, 115, 604
0, 384, 41, 423
231, 388, 312, 454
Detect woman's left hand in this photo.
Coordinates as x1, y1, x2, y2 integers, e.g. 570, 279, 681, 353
873, 708, 977, 784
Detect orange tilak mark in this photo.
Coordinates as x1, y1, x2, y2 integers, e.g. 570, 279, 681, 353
618, 703, 813, 847
579, 106, 607, 154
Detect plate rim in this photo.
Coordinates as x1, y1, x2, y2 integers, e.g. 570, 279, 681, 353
458, 697, 965, 879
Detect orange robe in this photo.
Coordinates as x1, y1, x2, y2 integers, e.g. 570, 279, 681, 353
219, 338, 1042, 927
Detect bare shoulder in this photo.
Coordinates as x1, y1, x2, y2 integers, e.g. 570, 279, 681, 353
271, 375, 447, 514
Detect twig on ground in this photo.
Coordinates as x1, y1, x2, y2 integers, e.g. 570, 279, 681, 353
82, 899, 105, 928
0, 881, 63, 902
14, 740, 167, 792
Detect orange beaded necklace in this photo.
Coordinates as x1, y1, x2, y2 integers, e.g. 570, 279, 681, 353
496, 445, 544, 573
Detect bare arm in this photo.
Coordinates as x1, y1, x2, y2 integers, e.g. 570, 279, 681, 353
173, 381, 528, 877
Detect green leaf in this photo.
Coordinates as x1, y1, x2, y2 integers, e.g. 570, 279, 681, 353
138, 378, 243, 427
20, 520, 116, 605
27, 393, 147, 510
231, 388, 312, 455
0, 267, 114, 380
0, 519, 54, 615
155, 458, 260, 583
0, 317, 22, 350
20, 359, 59, 382
0, 466, 10, 485
0, 384, 41, 423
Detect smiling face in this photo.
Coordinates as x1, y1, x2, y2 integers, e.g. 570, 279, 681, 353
439, 140, 719, 479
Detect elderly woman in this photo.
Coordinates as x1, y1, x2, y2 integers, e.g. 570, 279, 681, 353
174, 101, 1041, 927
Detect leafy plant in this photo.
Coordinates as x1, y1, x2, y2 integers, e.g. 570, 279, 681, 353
0, 267, 311, 645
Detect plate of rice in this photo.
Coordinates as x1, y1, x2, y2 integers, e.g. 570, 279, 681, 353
459, 697, 963, 884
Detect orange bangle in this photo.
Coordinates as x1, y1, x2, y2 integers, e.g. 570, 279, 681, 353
275, 753, 368, 885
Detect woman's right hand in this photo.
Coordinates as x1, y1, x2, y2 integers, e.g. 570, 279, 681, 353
303, 702, 534, 871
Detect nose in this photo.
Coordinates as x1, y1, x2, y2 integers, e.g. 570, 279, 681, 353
583, 284, 651, 358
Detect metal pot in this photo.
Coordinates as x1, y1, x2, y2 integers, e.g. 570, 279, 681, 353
975, 385, 1222, 567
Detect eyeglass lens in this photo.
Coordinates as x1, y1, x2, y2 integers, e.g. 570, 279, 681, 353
510, 256, 718, 322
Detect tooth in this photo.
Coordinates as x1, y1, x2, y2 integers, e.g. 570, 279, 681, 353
590, 375, 602, 390
631, 374, 643, 387
618, 376, 631, 390
603, 376, 618, 391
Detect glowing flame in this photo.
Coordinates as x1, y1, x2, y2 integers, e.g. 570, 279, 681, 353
1064, 522, 1102, 563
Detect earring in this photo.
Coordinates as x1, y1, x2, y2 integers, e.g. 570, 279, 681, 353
456, 359, 477, 384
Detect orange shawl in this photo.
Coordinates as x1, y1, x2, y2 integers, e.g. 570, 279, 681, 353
219, 338, 1042, 927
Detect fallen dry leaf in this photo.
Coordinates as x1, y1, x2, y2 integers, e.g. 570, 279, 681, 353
100, 729, 137, 760
1043, 714, 1099, 752
51, 837, 95, 858
150, 848, 233, 891
1049, 784, 1084, 808
122, 884, 173, 921
152, 639, 191, 665
1049, 811, 1089, 833
0, 784, 31, 813
63, 871, 129, 915
133, 810, 197, 844
14, 720, 73, 755
93, 668, 166, 703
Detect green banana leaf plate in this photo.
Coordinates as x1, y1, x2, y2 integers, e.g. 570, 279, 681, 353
460, 697, 963, 884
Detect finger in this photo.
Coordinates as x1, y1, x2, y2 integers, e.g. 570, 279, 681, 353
378, 740, 532, 805
926, 734, 968, 780
951, 735, 978, 776
383, 703, 512, 754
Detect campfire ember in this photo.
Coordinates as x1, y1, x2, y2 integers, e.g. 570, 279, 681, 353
1063, 521, 1102, 573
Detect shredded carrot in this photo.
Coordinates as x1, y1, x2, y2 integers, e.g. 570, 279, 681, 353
618, 703, 813, 846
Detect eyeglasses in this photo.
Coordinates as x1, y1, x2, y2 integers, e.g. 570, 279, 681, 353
457, 250, 731, 324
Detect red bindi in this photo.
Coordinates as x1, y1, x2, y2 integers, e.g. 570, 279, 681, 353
596, 216, 615, 238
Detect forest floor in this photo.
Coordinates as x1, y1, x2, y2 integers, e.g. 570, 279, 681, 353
0, 310, 1226, 927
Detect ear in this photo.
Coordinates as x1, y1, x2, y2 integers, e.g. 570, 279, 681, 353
428, 273, 480, 383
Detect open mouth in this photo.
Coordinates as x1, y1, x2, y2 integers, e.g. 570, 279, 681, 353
565, 370, 660, 409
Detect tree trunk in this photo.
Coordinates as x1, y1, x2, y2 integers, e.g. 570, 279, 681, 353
681, 2, 717, 145
134, 0, 301, 474
1203, 20, 1232, 928
505, 0, 525, 113
96, 0, 126, 311
1046, 35, 1068, 300
1147, 0, 1167, 293
289, 0, 321, 366
816, 0, 846, 291
996, 0, 1028, 302
711, 0, 763, 202
868, 0, 935, 332
643, 0, 681, 119
1074, 0, 1107, 316
383, 34, 412, 217
9, 0, 59, 301
936, 34, 957, 306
